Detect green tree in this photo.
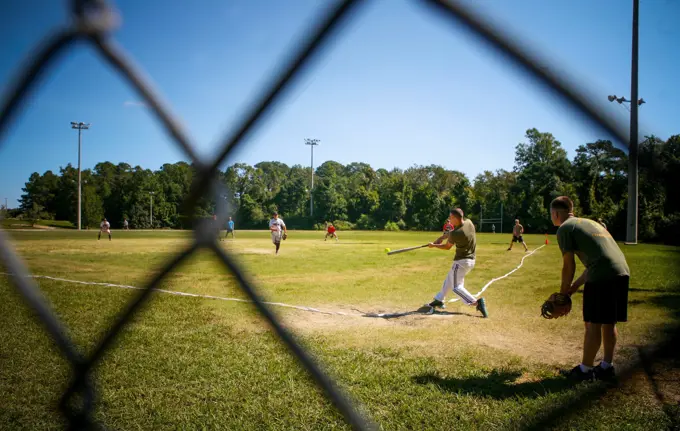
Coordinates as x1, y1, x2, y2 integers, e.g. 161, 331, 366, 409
514, 128, 573, 231
25, 202, 48, 227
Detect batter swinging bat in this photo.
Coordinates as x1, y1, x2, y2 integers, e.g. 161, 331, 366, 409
386, 244, 429, 255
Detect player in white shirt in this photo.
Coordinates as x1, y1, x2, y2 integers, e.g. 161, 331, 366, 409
98, 218, 111, 241
268, 211, 287, 255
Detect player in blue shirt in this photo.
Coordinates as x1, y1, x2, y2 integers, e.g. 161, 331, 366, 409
225, 216, 235, 239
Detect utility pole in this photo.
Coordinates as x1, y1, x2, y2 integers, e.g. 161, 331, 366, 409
500, 201, 503, 234
627, 0, 640, 245
479, 206, 483, 231
149, 192, 154, 228
305, 139, 320, 217
71, 122, 90, 231
608, 0, 642, 244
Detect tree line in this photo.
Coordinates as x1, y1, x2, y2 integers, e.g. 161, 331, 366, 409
12, 128, 680, 243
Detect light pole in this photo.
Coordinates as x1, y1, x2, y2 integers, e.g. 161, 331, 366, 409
149, 192, 154, 228
607, 0, 642, 244
606, 93, 645, 244
71, 122, 90, 231
305, 138, 320, 217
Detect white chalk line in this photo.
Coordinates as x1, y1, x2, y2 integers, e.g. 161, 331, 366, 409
447, 244, 546, 303
0, 272, 356, 317
0, 245, 545, 319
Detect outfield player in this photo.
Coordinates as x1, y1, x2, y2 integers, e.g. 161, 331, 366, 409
123, 218, 129, 230
426, 208, 488, 318
325, 222, 338, 241
269, 211, 287, 255
225, 217, 235, 239
98, 218, 111, 241
550, 196, 630, 382
507, 219, 529, 252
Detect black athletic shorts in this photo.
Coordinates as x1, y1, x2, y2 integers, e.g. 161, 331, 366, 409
512, 235, 523, 243
583, 275, 630, 324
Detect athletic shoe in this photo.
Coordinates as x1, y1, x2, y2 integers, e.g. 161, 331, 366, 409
507, 248, 511, 251
562, 365, 594, 382
427, 299, 445, 309
476, 297, 488, 318
593, 364, 616, 382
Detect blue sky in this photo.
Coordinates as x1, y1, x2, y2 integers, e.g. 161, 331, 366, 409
1, 0, 678, 208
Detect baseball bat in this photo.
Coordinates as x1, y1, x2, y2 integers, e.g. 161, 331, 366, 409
386, 244, 429, 255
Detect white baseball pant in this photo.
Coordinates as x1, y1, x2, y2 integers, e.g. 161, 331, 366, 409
434, 258, 476, 304
271, 231, 282, 244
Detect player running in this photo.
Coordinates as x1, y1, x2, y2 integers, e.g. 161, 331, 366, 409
550, 196, 630, 382
225, 217, 235, 239
507, 219, 529, 252
269, 211, 287, 255
325, 222, 338, 241
425, 208, 488, 318
98, 218, 111, 241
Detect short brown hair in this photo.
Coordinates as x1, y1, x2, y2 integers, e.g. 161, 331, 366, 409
550, 196, 573, 213
450, 208, 464, 219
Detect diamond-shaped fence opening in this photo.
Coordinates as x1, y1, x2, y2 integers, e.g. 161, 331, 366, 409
0, 0, 675, 430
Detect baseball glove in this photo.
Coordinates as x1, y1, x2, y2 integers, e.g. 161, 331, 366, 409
282, 232, 287, 240
540, 293, 572, 319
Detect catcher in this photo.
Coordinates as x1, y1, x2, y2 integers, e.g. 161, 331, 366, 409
544, 196, 630, 382
269, 211, 288, 255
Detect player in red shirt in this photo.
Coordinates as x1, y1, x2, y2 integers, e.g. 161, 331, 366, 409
433, 220, 455, 244
325, 222, 339, 242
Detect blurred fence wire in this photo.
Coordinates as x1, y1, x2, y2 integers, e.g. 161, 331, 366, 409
0, 0, 674, 430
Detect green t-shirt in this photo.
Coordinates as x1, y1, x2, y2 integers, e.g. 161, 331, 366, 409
556, 217, 630, 282
448, 218, 476, 261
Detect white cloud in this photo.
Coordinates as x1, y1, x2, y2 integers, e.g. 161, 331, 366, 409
123, 100, 147, 108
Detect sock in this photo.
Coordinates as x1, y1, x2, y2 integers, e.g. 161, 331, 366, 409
599, 361, 612, 369
579, 364, 593, 373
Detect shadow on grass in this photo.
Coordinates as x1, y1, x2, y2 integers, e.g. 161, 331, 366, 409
413, 370, 577, 400
358, 306, 479, 319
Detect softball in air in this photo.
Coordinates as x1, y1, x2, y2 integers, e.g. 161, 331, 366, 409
385, 248, 391, 253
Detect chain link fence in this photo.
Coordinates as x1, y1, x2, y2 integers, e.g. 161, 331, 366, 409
1, 0, 675, 430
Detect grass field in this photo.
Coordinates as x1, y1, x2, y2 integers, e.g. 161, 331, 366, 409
0, 218, 75, 230
1, 230, 679, 430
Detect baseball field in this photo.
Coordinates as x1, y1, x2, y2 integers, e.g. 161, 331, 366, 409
1, 230, 679, 430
